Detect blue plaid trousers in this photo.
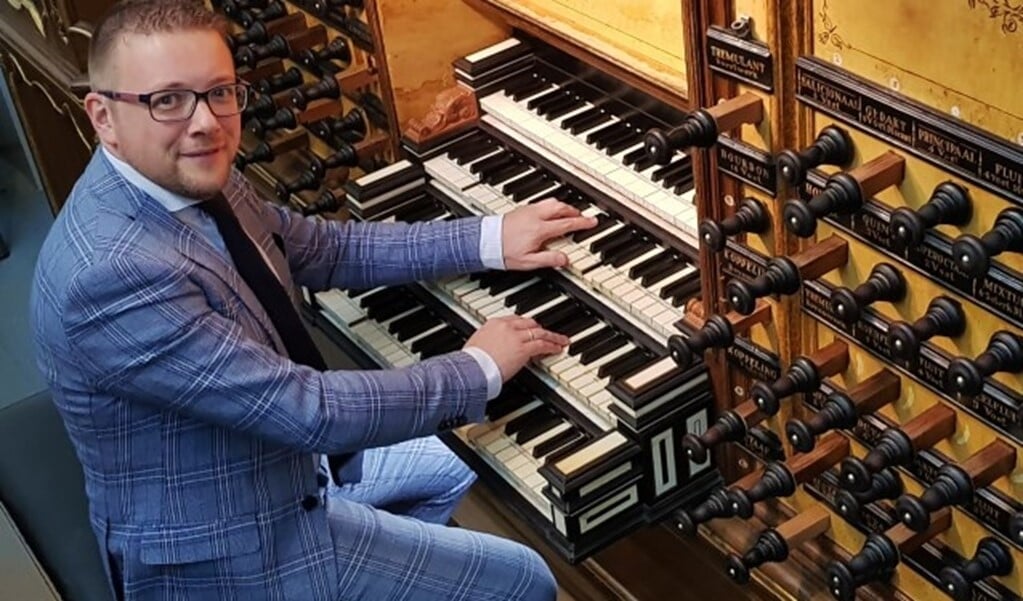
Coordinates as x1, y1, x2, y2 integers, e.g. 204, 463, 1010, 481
325, 436, 557, 600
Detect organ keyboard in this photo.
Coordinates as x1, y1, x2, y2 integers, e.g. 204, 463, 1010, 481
311, 156, 718, 559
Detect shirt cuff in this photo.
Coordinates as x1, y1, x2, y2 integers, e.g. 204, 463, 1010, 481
479, 215, 506, 270
462, 346, 503, 401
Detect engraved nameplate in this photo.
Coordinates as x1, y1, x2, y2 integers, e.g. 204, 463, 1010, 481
796, 57, 1023, 206
802, 280, 1023, 442
722, 239, 769, 283
717, 136, 777, 194
801, 170, 1023, 330
743, 426, 785, 462
726, 337, 781, 383
706, 26, 774, 92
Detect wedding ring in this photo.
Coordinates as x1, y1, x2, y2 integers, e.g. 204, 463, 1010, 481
528, 329, 535, 341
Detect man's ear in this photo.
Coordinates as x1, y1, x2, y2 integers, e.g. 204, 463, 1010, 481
84, 92, 118, 149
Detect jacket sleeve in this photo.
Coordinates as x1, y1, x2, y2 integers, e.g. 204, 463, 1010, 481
254, 193, 487, 292
61, 254, 489, 454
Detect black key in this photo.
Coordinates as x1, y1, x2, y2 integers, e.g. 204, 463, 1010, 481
554, 312, 601, 338
604, 131, 642, 155
651, 157, 690, 183
572, 213, 615, 243
643, 260, 686, 288
568, 326, 615, 356
579, 335, 628, 365
514, 180, 563, 203
500, 72, 540, 96
609, 239, 657, 268
566, 110, 613, 135
589, 226, 634, 255
504, 172, 551, 198
504, 404, 552, 437
513, 287, 563, 314
660, 273, 699, 301
663, 168, 693, 190
599, 348, 654, 380
447, 136, 494, 161
389, 308, 440, 339
509, 78, 552, 101
412, 328, 461, 357
487, 390, 532, 421
367, 295, 420, 322
585, 122, 630, 146
534, 93, 577, 118
622, 145, 648, 167
532, 300, 579, 330
359, 287, 406, 310
429, 333, 465, 356
532, 428, 584, 458
628, 250, 674, 280
470, 151, 514, 175
483, 161, 531, 186
451, 140, 499, 165
546, 96, 587, 120
503, 281, 552, 308
486, 273, 536, 296
515, 413, 566, 445
632, 153, 659, 172
525, 87, 565, 110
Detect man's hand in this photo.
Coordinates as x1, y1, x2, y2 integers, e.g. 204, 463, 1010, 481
464, 315, 570, 381
502, 198, 598, 270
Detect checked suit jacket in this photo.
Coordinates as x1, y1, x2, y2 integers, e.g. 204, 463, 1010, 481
30, 151, 491, 600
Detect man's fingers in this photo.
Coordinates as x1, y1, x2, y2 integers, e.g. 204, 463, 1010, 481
529, 328, 570, 347
551, 215, 598, 238
517, 250, 569, 269
536, 198, 582, 220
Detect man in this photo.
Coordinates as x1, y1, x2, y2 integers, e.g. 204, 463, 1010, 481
29, 1, 597, 599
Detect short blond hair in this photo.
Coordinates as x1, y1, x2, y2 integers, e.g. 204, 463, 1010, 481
89, 0, 229, 87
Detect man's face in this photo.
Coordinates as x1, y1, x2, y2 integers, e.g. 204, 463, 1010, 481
89, 29, 241, 199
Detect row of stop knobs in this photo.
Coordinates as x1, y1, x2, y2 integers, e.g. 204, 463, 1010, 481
676, 419, 1018, 600
669, 245, 1023, 399
651, 93, 1023, 278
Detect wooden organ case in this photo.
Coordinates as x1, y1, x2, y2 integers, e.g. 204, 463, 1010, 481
5, 0, 1023, 599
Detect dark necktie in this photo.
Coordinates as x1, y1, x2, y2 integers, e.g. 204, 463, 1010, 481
200, 195, 356, 482
200, 193, 327, 371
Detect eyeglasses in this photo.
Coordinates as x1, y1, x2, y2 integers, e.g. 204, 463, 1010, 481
97, 83, 251, 122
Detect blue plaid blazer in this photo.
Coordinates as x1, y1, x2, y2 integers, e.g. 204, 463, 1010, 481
30, 151, 490, 600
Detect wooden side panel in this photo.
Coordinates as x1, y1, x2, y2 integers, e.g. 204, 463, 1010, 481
473, 0, 687, 99
372, 0, 508, 128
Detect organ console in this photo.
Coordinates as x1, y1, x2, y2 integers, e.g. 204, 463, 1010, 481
727, 433, 849, 518
785, 368, 900, 452
725, 505, 831, 584
776, 125, 854, 186
749, 340, 849, 416
886, 297, 966, 362
829, 263, 905, 325
726, 234, 849, 315
643, 92, 764, 164
895, 440, 1015, 532
945, 330, 1023, 397
698, 197, 770, 252
889, 182, 972, 251
839, 403, 957, 492
782, 152, 905, 238
939, 537, 1014, 601
951, 207, 1023, 278
7, 0, 1019, 597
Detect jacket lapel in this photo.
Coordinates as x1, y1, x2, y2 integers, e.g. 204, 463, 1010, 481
94, 154, 288, 355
